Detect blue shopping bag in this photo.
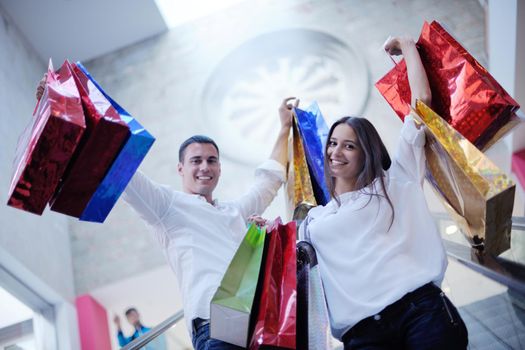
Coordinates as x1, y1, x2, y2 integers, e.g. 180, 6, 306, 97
76, 62, 155, 223
294, 102, 330, 205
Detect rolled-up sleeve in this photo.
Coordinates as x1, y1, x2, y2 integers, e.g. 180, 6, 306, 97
234, 159, 286, 219
391, 115, 426, 184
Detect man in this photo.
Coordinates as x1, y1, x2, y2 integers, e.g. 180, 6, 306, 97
114, 308, 151, 346
121, 97, 298, 349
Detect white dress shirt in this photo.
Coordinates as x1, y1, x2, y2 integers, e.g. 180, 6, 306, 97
122, 159, 286, 335
300, 116, 447, 340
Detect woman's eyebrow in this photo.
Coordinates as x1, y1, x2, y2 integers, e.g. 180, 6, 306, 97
331, 137, 357, 144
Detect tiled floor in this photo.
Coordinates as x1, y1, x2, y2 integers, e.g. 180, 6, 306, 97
460, 292, 525, 350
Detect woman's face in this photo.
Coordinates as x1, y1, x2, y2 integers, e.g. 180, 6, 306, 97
326, 123, 364, 190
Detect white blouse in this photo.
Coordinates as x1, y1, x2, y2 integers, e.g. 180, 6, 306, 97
300, 116, 447, 340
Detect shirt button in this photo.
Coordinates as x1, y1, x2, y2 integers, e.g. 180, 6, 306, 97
373, 314, 381, 321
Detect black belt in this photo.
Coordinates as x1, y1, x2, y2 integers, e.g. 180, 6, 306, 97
192, 317, 210, 334
342, 283, 439, 344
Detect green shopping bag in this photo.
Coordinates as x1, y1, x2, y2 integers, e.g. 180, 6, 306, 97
210, 224, 266, 347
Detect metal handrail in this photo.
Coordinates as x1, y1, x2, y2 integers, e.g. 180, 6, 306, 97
433, 213, 525, 231
121, 309, 184, 350
511, 215, 525, 230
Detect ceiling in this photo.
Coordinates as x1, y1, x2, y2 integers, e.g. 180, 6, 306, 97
0, 0, 168, 64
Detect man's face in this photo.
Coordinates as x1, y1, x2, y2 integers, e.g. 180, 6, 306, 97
178, 143, 221, 202
126, 310, 140, 327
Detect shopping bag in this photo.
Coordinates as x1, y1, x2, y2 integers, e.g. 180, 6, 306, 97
210, 224, 266, 347
75, 62, 155, 223
414, 100, 515, 255
286, 119, 317, 220
296, 240, 331, 350
49, 61, 130, 218
7, 60, 85, 215
250, 218, 296, 349
294, 102, 330, 205
376, 20, 520, 150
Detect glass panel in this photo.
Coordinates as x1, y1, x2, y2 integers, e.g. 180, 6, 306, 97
437, 214, 525, 348
435, 214, 525, 294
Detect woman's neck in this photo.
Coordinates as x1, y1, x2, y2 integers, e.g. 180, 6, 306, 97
334, 179, 358, 196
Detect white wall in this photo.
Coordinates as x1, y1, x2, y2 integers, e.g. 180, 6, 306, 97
0, 5, 79, 349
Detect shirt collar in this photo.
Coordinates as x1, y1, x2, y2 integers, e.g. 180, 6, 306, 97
195, 194, 219, 207
334, 177, 385, 204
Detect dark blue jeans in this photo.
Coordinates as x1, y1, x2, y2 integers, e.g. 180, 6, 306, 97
342, 283, 468, 350
192, 323, 245, 350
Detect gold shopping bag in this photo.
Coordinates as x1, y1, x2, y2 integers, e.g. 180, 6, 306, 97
413, 100, 515, 256
286, 118, 317, 220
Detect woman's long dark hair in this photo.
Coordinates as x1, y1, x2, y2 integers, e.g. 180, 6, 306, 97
323, 116, 395, 228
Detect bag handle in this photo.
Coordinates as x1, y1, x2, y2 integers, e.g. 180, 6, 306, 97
299, 215, 313, 242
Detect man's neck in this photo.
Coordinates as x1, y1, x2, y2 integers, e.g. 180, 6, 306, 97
203, 194, 214, 204
183, 189, 214, 204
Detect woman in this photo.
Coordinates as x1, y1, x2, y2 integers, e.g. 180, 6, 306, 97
299, 36, 469, 349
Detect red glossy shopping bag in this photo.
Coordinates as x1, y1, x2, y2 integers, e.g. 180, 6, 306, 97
7, 60, 85, 215
250, 218, 297, 350
375, 20, 520, 150
49, 61, 129, 217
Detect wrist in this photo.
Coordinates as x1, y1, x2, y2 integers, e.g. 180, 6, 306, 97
278, 125, 291, 136
399, 37, 416, 51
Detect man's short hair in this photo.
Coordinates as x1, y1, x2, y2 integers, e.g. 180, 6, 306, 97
178, 135, 220, 162
125, 307, 138, 316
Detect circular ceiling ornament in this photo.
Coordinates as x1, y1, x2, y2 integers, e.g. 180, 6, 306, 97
201, 28, 370, 165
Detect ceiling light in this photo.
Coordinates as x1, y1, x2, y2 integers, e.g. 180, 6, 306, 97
155, 0, 247, 28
